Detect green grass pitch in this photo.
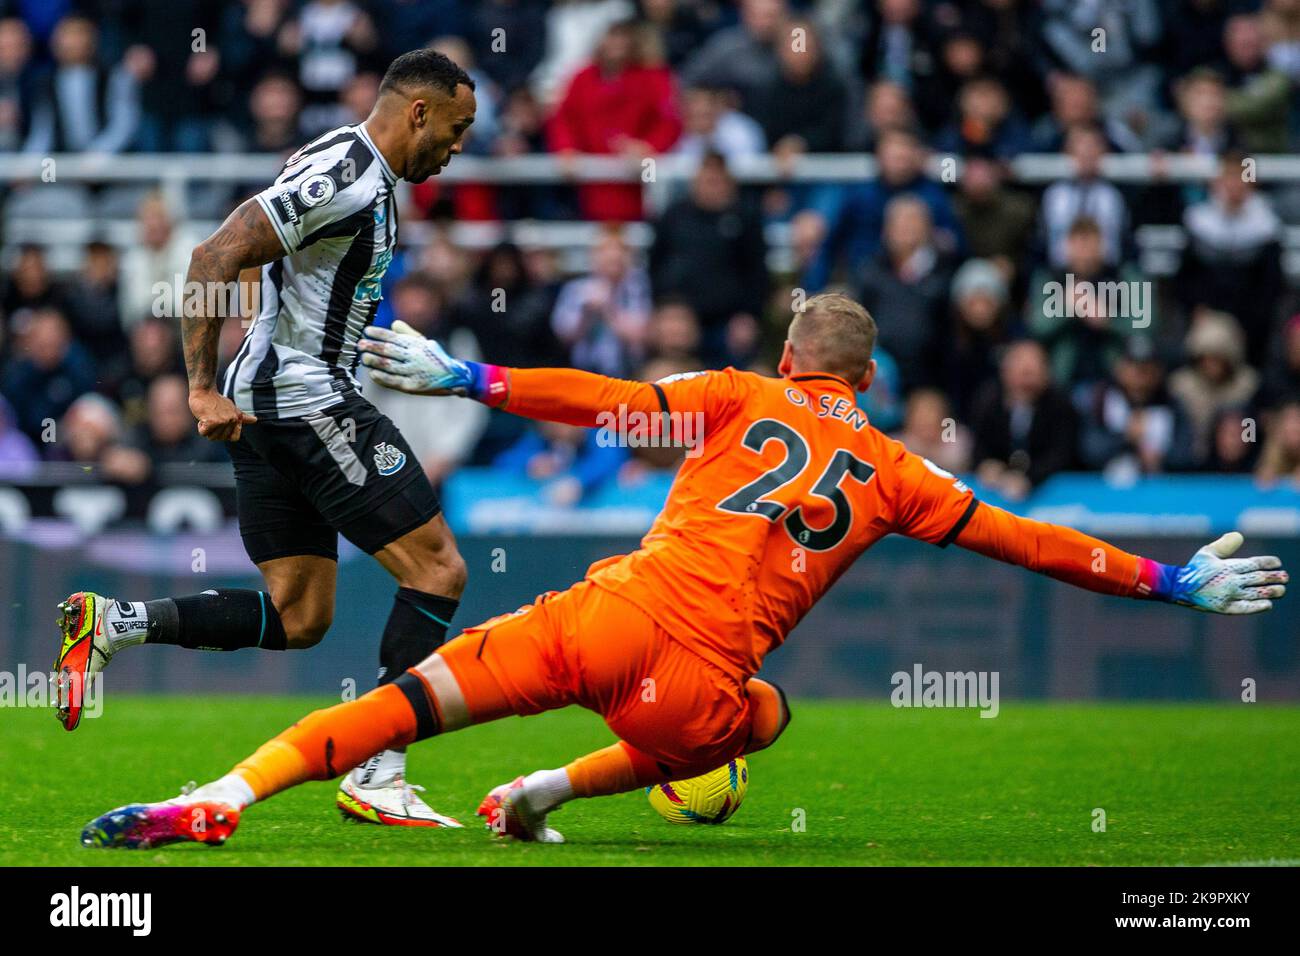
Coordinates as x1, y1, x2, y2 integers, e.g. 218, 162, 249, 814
2, 697, 1297, 866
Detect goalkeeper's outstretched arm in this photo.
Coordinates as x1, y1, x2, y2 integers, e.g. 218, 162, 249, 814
357, 323, 686, 426
953, 501, 1287, 615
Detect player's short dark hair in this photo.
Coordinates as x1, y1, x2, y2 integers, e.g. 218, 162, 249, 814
380, 48, 474, 99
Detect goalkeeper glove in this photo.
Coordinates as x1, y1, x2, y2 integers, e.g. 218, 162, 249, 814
359, 322, 509, 406
1140, 532, 1287, 615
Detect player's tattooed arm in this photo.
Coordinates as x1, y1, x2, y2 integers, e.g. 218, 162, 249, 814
183, 198, 284, 441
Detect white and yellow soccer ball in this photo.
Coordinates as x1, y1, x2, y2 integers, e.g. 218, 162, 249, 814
646, 758, 748, 824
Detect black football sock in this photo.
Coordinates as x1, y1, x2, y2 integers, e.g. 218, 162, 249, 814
376, 588, 459, 686
138, 589, 288, 651
352, 589, 458, 785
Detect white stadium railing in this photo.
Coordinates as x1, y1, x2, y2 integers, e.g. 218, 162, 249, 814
3, 151, 1300, 277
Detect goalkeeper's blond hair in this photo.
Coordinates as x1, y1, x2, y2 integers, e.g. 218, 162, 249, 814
787, 293, 877, 383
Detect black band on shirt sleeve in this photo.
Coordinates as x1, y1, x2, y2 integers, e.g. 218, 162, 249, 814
936, 497, 980, 549
650, 382, 670, 415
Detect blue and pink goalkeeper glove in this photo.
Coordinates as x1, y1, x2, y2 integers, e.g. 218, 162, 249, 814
359, 322, 509, 406
1138, 532, 1287, 614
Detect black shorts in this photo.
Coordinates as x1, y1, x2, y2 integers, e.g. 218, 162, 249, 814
226, 396, 441, 564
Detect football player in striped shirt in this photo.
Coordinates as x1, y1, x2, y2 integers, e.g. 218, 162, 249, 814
54, 49, 477, 829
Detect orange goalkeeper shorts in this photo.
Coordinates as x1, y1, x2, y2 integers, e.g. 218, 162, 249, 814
435, 579, 756, 772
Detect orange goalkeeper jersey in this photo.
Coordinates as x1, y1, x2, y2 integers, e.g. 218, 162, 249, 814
501, 366, 979, 678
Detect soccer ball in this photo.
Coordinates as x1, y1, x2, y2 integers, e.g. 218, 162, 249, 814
646, 757, 748, 824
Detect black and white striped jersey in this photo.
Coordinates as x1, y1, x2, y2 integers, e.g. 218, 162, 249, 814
223, 122, 399, 420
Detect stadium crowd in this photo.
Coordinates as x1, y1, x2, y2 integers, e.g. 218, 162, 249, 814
4, 0, 1300, 508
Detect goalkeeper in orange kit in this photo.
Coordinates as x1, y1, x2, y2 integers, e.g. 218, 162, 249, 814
81, 294, 1288, 848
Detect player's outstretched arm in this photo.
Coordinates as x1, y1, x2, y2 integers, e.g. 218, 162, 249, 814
183, 197, 284, 441
953, 502, 1288, 615
359, 323, 670, 426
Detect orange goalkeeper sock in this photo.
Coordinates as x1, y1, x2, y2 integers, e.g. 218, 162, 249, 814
233, 671, 437, 801
565, 741, 665, 798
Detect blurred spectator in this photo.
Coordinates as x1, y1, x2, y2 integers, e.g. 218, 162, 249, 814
547, 19, 682, 220
338, 70, 380, 125
960, 1, 1046, 121
496, 84, 549, 156
456, 242, 564, 369
1170, 306, 1258, 455
637, 0, 715, 69
859, 0, 945, 131
1161, 0, 1231, 80
952, 154, 1036, 284
894, 387, 971, 474
0, 394, 39, 470
803, 126, 962, 291
856, 194, 954, 388
1222, 13, 1291, 154
935, 76, 1030, 159
1038, 124, 1131, 270
1168, 68, 1237, 157
120, 1, 223, 152
278, 0, 379, 136
649, 152, 767, 366
217, 0, 294, 105
644, 298, 702, 365
931, 30, 990, 131
1262, 0, 1300, 83
101, 315, 184, 430
491, 85, 564, 219
413, 234, 475, 304
1039, 0, 1163, 115
0, 308, 97, 443
51, 392, 148, 485
236, 72, 304, 153
374, 0, 468, 63
970, 339, 1078, 498
1177, 154, 1283, 364
1169, 309, 1261, 461
120, 373, 225, 472
1028, 216, 1150, 391
1203, 404, 1261, 474
530, 0, 638, 106
1263, 313, 1300, 406
1255, 398, 1300, 484
24, 15, 139, 154
944, 257, 1014, 419
494, 419, 627, 506
680, 0, 784, 113
467, 0, 547, 95
63, 240, 124, 359
749, 18, 847, 157
1029, 73, 1101, 153
378, 271, 445, 338
0, 17, 38, 152
845, 79, 917, 152
118, 193, 197, 330
673, 85, 765, 161
1078, 336, 1194, 477
2, 245, 66, 317
551, 225, 652, 376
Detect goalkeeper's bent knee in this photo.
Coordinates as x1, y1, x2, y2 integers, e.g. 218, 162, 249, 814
744, 678, 791, 754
